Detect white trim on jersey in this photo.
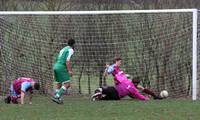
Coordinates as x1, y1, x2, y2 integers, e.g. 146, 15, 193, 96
66, 48, 74, 61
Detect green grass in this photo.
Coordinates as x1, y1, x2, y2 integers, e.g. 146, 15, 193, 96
0, 95, 200, 120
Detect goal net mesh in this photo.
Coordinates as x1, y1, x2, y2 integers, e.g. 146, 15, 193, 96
0, 12, 198, 98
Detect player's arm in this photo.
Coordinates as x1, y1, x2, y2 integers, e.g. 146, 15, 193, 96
136, 85, 145, 91
104, 64, 114, 77
66, 61, 73, 76
20, 82, 31, 104
29, 95, 32, 104
66, 49, 74, 76
20, 91, 25, 104
29, 90, 33, 104
103, 64, 110, 77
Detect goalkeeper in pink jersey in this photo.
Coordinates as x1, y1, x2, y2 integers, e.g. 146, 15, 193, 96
102, 57, 148, 101
4, 77, 40, 105
91, 77, 162, 101
91, 82, 147, 101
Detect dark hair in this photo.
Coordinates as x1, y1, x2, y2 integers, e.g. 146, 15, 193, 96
113, 57, 122, 63
34, 83, 40, 90
68, 38, 75, 47
4, 96, 11, 104
132, 77, 141, 84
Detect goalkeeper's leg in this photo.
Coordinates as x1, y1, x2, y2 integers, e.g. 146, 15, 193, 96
127, 83, 148, 100
143, 88, 162, 100
137, 85, 162, 100
101, 86, 120, 100
91, 86, 120, 101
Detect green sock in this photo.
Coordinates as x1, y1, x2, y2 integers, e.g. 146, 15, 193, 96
55, 86, 66, 98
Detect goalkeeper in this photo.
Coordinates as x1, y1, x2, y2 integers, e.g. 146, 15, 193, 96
91, 77, 162, 101
103, 57, 148, 101
4, 77, 40, 105
51, 38, 75, 104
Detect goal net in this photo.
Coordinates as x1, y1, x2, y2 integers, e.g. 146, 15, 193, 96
0, 9, 199, 99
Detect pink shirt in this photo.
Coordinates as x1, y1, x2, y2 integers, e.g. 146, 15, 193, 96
13, 77, 34, 94
107, 64, 126, 84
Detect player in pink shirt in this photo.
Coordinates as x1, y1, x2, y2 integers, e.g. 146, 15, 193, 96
4, 77, 40, 105
91, 82, 146, 101
91, 77, 162, 101
102, 57, 148, 101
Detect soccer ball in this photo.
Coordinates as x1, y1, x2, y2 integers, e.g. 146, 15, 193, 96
160, 90, 168, 98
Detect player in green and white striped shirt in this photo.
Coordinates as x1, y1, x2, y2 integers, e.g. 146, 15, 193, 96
52, 38, 75, 104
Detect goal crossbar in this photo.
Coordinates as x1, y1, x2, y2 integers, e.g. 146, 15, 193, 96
0, 9, 198, 15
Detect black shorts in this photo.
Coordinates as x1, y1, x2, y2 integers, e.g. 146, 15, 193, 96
101, 86, 120, 100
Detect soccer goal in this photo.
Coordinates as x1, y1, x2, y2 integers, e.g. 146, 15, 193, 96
0, 9, 199, 100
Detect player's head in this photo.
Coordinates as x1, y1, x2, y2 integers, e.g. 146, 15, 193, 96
34, 82, 40, 90
67, 38, 75, 49
114, 57, 122, 66
132, 77, 141, 85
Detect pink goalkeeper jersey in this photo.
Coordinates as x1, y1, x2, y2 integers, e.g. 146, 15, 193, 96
107, 64, 127, 84
13, 77, 34, 94
107, 64, 146, 100
115, 79, 146, 100
115, 82, 130, 98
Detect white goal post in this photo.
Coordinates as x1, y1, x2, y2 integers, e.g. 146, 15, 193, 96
0, 9, 198, 100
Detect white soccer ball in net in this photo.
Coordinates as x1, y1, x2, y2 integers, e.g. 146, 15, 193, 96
160, 90, 169, 98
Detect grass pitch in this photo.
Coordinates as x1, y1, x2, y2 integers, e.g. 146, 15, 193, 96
0, 95, 200, 120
